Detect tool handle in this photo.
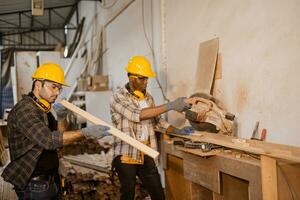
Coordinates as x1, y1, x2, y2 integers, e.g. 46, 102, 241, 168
261, 129, 267, 141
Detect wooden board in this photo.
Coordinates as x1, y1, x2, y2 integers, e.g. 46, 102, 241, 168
277, 162, 300, 200
168, 132, 300, 163
214, 53, 222, 80
60, 100, 159, 159
261, 155, 278, 200
176, 146, 221, 157
221, 173, 249, 200
183, 152, 220, 193
165, 154, 193, 200
163, 141, 262, 200
194, 38, 219, 94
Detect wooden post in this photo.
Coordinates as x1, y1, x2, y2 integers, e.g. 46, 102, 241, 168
261, 155, 278, 200
60, 100, 159, 159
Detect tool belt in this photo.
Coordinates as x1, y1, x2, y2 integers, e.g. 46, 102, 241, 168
28, 174, 55, 191
121, 141, 150, 164
15, 174, 59, 200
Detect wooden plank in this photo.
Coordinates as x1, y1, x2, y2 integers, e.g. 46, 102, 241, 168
63, 157, 110, 173
163, 141, 262, 200
191, 182, 213, 200
212, 53, 222, 96
165, 154, 192, 200
221, 173, 249, 200
214, 53, 222, 80
60, 100, 159, 159
168, 132, 300, 163
261, 155, 278, 200
183, 152, 220, 193
176, 146, 222, 157
277, 162, 300, 200
194, 38, 219, 94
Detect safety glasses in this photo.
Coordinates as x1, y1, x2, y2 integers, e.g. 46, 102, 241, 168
129, 74, 148, 81
43, 81, 63, 93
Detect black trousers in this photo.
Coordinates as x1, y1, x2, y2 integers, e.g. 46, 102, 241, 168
15, 173, 61, 200
113, 155, 165, 200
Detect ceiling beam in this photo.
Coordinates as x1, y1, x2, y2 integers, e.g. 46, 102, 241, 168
0, 26, 77, 31
1, 26, 77, 36
0, 19, 19, 27
0, 4, 76, 16
64, 0, 81, 26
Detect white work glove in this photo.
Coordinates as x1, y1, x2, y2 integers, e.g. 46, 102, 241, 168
173, 126, 195, 135
53, 103, 69, 121
166, 97, 192, 112
81, 125, 111, 139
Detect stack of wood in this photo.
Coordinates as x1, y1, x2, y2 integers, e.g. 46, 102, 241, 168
60, 137, 111, 156
59, 137, 148, 199
59, 153, 147, 200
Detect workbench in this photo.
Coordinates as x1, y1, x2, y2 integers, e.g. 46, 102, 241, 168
162, 139, 300, 200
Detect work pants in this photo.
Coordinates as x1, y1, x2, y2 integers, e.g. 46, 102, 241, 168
14, 173, 60, 200
113, 155, 165, 200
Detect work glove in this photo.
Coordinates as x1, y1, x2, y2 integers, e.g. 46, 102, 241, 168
81, 125, 111, 139
174, 126, 194, 135
166, 97, 192, 112
53, 103, 69, 121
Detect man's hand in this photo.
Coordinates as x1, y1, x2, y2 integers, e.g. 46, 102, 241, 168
81, 125, 111, 139
166, 97, 192, 112
53, 103, 69, 121
174, 126, 194, 135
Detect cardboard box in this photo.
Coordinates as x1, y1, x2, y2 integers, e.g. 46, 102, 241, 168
90, 75, 109, 91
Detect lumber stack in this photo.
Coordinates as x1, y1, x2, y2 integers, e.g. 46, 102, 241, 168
59, 154, 147, 200
60, 137, 111, 156
59, 137, 148, 199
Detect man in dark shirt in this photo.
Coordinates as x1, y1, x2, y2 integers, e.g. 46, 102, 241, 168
1, 63, 110, 200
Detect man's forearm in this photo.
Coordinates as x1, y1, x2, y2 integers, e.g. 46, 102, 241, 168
63, 130, 84, 145
140, 104, 168, 120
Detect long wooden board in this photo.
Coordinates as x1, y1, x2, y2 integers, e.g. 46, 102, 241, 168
168, 132, 300, 162
60, 100, 159, 159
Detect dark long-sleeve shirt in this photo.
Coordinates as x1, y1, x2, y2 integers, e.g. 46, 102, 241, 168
1, 95, 63, 189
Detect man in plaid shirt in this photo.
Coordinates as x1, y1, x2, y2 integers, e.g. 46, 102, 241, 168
110, 56, 195, 200
1, 63, 110, 199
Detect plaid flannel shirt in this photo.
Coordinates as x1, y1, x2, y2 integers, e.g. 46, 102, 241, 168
110, 86, 170, 163
1, 95, 63, 190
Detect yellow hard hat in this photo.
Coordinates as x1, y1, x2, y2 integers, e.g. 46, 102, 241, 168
32, 63, 69, 86
125, 56, 156, 78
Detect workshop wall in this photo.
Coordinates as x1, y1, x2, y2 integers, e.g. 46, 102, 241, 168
67, 0, 165, 103
102, 0, 165, 105
163, 0, 300, 146
68, 0, 300, 146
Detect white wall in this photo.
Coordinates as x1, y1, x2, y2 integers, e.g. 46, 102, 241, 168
163, 0, 300, 146
103, 0, 165, 105
68, 0, 300, 147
